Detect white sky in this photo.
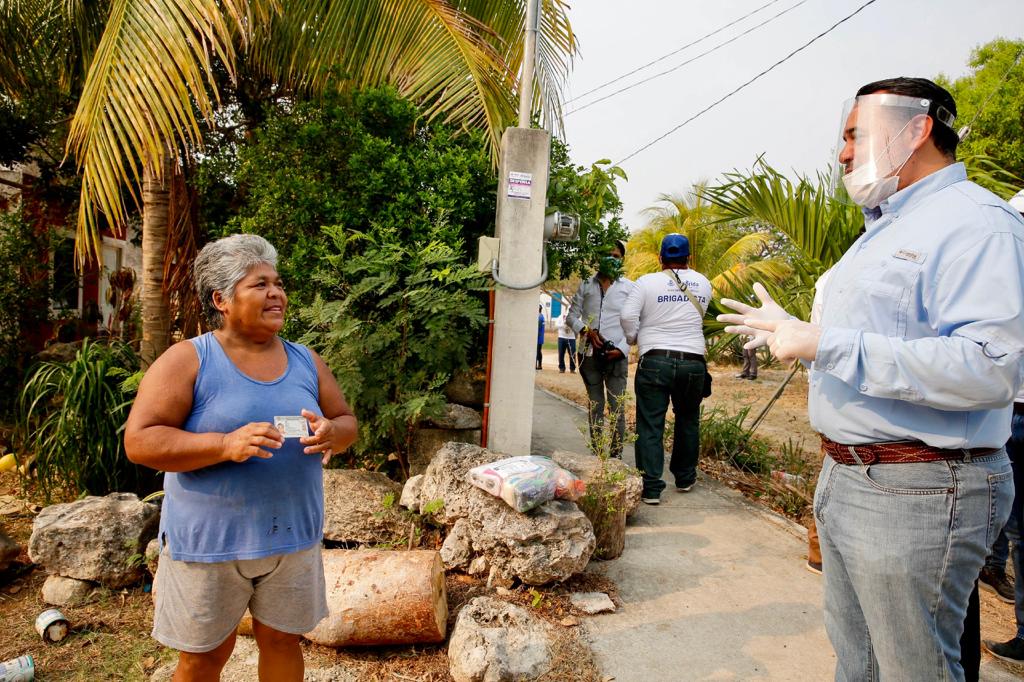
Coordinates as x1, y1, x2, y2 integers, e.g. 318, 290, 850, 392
561, 0, 1024, 232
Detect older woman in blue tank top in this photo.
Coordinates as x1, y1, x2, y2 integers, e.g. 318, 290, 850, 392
125, 234, 357, 682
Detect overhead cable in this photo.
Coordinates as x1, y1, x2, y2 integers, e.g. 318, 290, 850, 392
566, 0, 811, 116
565, 0, 786, 105
614, 0, 882, 167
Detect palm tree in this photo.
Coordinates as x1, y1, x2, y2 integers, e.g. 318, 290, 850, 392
2, 0, 577, 364
627, 185, 792, 301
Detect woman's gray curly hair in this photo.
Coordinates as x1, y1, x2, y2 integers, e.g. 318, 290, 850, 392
194, 234, 278, 328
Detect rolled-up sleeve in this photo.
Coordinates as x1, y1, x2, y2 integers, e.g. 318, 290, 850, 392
566, 281, 587, 334
815, 232, 1024, 411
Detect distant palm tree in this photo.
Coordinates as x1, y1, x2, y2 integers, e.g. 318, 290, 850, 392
627, 184, 792, 301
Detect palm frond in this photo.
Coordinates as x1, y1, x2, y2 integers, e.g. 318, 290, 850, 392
65, 0, 252, 263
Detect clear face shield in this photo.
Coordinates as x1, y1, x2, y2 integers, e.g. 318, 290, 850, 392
828, 93, 955, 208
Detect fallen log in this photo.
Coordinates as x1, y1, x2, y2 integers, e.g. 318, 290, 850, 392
304, 548, 447, 647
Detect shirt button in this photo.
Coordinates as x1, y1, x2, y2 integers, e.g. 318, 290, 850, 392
827, 362, 835, 370
859, 384, 868, 391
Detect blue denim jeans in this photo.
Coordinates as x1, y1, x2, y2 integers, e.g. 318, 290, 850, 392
557, 337, 577, 372
815, 450, 1013, 681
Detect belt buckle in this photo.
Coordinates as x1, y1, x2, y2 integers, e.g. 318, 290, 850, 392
848, 445, 876, 465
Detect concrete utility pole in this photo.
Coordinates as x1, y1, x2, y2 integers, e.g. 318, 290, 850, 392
485, 0, 550, 455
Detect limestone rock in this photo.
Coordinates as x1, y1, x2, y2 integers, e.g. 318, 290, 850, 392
145, 538, 160, 578
322, 470, 406, 546
550, 449, 642, 516
468, 556, 488, 576
0, 526, 19, 571
421, 443, 595, 585
444, 369, 486, 408
409, 429, 482, 476
419, 442, 494, 526
399, 474, 423, 511
41, 575, 95, 606
448, 596, 553, 682
425, 403, 483, 430
467, 498, 594, 585
569, 591, 616, 614
28, 493, 159, 588
440, 519, 472, 570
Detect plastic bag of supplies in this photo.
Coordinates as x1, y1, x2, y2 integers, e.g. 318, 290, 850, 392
467, 456, 586, 512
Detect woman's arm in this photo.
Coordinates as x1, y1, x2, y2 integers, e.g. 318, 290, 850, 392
300, 351, 358, 462
124, 341, 283, 472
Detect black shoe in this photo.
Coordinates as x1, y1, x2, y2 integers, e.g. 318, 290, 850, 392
805, 560, 823, 575
641, 496, 660, 505
745, 375, 757, 381
984, 637, 1024, 664
980, 566, 1015, 603
735, 374, 748, 379
676, 482, 694, 492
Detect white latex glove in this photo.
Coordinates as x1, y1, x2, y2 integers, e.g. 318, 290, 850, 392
717, 283, 794, 350
745, 318, 822, 363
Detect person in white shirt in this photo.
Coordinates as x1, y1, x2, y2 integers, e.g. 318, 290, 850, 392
620, 234, 711, 504
566, 240, 632, 458
554, 309, 577, 373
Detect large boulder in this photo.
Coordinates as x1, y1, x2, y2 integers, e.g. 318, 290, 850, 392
425, 403, 483, 430
28, 493, 159, 588
421, 443, 595, 585
408, 429, 482, 476
549, 449, 642, 516
41, 575, 95, 606
444, 369, 486, 408
448, 596, 553, 682
0, 526, 19, 571
322, 470, 406, 546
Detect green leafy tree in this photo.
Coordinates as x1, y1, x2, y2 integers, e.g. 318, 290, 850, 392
938, 38, 1024, 196
300, 225, 488, 474
0, 208, 53, 416
545, 138, 629, 280
221, 88, 496, 324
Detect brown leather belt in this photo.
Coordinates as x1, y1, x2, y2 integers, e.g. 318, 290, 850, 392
821, 436, 999, 465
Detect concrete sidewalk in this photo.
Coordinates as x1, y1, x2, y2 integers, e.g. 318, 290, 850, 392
530, 387, 1018, 681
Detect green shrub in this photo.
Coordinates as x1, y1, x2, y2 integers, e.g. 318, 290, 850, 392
699, 405, 773, 475
17, 338, 156, 501
300, 224, 487, 474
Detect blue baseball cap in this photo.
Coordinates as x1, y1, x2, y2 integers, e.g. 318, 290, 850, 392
660, 233, 690, 259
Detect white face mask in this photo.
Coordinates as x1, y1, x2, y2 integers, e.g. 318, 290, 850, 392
842, 165, 901, 209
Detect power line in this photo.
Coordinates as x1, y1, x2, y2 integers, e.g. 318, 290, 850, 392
565, 0, 785, 105
614, 0, 881, 167
566, 0, 810, 116
958, 45, 1024, 141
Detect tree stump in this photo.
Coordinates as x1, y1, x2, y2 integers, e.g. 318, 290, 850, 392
577, 480, 628, 560
305, 549, 447, 647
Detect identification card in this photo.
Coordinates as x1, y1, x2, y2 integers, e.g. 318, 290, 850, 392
274, 416, 309, 438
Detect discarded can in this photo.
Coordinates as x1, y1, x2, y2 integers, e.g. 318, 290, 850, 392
34, 608, 70, 643
0, 655, 34, 682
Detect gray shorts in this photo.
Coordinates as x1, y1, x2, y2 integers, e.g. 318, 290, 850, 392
152, 542, 328, 653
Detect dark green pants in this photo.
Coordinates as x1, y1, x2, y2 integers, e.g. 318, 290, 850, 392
634, 354, 705, 498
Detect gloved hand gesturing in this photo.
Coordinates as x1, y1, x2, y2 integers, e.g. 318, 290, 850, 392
716, 283, 794, 350
743, 318, 822, 363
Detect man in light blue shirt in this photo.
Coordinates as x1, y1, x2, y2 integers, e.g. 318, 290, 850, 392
719, 78, 1024, 681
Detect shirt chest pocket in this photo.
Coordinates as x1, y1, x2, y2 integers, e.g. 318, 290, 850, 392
849, 259, 922, 337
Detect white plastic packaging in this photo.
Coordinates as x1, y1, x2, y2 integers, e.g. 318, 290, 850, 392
468, 456, 585, 512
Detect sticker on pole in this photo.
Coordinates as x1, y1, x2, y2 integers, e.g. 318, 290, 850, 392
507, 172, 533, 199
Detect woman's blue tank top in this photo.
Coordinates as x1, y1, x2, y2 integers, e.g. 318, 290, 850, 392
159, 333, 324, 562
